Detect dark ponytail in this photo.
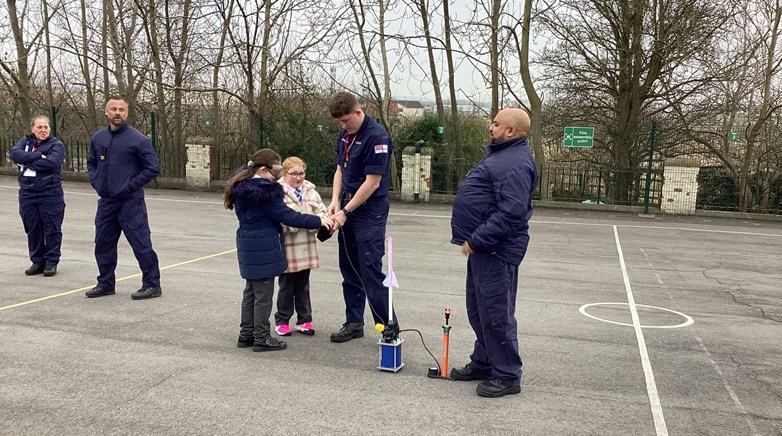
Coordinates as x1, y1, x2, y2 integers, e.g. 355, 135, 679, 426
223, 148, 281, 210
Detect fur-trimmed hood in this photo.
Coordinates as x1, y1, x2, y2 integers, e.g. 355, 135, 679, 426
232, 177, 284, 205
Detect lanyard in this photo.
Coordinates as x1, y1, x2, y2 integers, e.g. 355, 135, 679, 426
343, 133, 357, 163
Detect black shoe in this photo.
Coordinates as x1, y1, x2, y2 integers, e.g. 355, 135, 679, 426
329, 322, 364, 343
476, 378, 521, 398
43, 264, 57, 277
85, 286, 116, 298
25, 263, 45, 276
237, 336, 254, 348
450, 362, 491, 381
131, 286, 162, 300
252, 337, 287, 352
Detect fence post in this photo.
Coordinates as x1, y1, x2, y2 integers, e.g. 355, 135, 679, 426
643, 120, 657, 214
259, 116, 265, 149
50, 107, 57, 138
151, 111, 158, 188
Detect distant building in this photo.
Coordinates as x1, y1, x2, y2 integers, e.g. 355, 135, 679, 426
390, 100, 425, 121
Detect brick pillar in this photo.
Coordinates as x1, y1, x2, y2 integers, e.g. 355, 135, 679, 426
401, 146, 433, 202
661, 158, 700, 215
185, 137, 214, 189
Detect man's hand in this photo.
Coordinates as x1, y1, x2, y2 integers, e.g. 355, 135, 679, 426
329, 209, 348, 233
327, 200, 340, 216
461, 241, 474, 257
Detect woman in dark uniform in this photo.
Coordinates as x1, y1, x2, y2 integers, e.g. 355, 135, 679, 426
10, 115, 66, 277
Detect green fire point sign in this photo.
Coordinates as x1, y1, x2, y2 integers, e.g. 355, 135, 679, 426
563, 127, 594, 147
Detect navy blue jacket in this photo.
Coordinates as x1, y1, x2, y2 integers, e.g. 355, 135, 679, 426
451, 136, 538, 266
231, 177, 322, 280
87, 123, 160, 199
10, 134, 66, 197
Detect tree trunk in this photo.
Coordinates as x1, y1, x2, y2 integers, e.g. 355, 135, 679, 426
738, 1, 780, 212
43, 0, 54, 116
212, 0, 232, 160
442, 0, 464, 189
377, 0, 399, 191
5, 0, 32, 127
519, 0, 547, 199
142, 0, 171, 156
489, 0, 501, 118
80, 0, 99, 132
350, 0, 398, 190
416, 0, 450, 192
101, 0, 111, 101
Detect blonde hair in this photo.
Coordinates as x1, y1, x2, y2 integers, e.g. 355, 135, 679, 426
31, 115, 50, 128
282, 156, 306, 173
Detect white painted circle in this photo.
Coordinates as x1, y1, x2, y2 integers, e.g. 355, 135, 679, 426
579, 302, 694, 329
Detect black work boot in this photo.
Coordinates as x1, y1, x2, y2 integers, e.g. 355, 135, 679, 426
25, 263, 45, 276
85, 286, 116, 298
43, 264, 58, 277
476, 378, 521, 398
329, 322, 364, 343
131, 286, 162, 300
450, 362, 491, 381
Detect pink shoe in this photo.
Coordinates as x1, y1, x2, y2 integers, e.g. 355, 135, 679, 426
275, 324, 292, 336
295, 322, 315, 336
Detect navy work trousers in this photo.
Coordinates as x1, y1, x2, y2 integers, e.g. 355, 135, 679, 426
337, 202, 396, 327
94, 197, 160, 289
465, 251, 522, 384
19, 194, 65, 265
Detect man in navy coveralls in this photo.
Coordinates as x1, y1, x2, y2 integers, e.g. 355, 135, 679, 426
85, 97, 162, 300
450, 108, 538, 397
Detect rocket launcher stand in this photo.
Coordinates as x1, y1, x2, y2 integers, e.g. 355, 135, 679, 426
378, 235, 404, 373
427, 308, 451, 379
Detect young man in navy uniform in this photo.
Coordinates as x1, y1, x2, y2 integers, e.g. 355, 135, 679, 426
326, 92, 398, 342
450, 108, 538, 397
85, 96, 162, 300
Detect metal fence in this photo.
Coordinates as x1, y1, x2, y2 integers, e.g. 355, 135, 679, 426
2, 137, 779, 215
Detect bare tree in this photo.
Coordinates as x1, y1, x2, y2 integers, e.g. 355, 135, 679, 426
347, 0, 399, 190
224, 0, 341, 146
670, 0, 782, 212
3, 0, 37, 128
504, 0, 548, 198
442, 0, 465, 182
137, 0, 171, 152
537, 0, 734, 203
738, 0, 782, 211
407, 0, 454, 192
42, 0, 54, 115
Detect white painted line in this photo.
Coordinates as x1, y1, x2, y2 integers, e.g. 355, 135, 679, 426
578, 302, 694, 329
536, 219, 782, 238
694, 335, 760, 436
614, 225, 669, 436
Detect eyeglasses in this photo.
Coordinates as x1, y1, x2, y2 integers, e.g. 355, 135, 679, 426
286, 172, 306, 178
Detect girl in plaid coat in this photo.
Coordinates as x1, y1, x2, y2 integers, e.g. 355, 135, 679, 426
274, 157, 328, 336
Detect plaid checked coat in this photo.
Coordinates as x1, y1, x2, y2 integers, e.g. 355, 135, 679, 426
278, 179, 328, 273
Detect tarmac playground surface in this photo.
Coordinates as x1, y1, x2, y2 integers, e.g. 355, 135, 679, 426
1, 175, 781, 436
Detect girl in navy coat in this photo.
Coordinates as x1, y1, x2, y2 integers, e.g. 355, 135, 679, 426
224, 149, 333, 352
